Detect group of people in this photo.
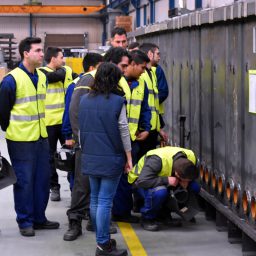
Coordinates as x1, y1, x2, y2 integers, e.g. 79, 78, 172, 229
0, 27, 200, 256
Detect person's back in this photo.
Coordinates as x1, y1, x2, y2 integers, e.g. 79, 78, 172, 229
79, 93, 125, 177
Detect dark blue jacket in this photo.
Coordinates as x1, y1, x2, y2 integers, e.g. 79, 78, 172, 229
62, 82, 75, 140
156, 65, 169, 104
79, 93, 126, 178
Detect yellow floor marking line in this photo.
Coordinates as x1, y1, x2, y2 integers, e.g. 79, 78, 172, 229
117, 222, 148, 256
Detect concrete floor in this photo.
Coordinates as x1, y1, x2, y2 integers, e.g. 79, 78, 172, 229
0, 131, 243, 256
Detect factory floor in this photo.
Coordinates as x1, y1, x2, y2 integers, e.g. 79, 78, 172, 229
0, 132, 242, 256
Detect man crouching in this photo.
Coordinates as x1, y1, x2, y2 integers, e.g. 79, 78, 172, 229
128, 146, 200, 231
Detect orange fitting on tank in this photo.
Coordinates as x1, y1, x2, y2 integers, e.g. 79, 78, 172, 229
217, 174, 225, 195
225, 178, 234, 202
251, 196, 256, 220
242, 191, 251, 216
233, 184, 241, 206
204, 168, 210, 184
211, 171, 217, 190
200, 164, 204, 181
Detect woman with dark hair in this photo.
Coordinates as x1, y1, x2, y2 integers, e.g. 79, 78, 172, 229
79, 63, 132, 256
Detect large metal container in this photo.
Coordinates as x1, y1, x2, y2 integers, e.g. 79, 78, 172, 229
130, 0, 256, 238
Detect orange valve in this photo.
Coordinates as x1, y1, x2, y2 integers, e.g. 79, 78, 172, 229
225, 178, 234, 201
200, 165, 204, 181
251, 196, 256, 220
218, 175, 225, 195
204, 168, 210, 184
233, 184, 241, 206
242, 191, 251, 215
211, 171, 217, 190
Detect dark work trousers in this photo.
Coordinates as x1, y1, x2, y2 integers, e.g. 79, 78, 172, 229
7, 138, 51, 229
66, 148, 90, 222
46, 124, 65, 190
112, 141, 140, 216
137, 130, 159, 160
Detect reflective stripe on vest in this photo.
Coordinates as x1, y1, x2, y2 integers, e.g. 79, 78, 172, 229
151, 66, 165, 115
127, 77, 145, 141
141, 69, 160, 131
41, 66, 73, 126
128, 146, 197, 184
6, 68, 48, 141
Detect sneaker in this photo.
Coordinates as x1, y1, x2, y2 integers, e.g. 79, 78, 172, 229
19, 226, 35, 237
63, 220, 82, 241
86, 219, 117, 234
95, 241, 127, 256
141, 218, 159, 231
112, 214, 139, 223
50, 188, 60, 201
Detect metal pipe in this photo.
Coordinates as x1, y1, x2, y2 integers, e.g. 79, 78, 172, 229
204, 167, 210, 185
179, 115, 186, 147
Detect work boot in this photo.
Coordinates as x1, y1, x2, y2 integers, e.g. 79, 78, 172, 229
50, 187, 60, 201
86, 218, 117, 234
63, 220, 82, 241
141, 218, 159, 232
19, 226, 35, 237
95, 241, 127, 256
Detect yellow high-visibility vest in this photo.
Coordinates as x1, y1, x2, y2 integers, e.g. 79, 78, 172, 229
41, 66, 73, 126
127, 77, 145, 141
6, 68, 48, 141
141, 69, 160, 131
151, 66, 164, 114
128, 146, 196, 184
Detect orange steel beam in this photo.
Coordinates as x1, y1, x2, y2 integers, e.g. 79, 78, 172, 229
0, 5, 105, 14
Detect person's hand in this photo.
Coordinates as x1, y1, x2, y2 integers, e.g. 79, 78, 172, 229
159, 129, 168, 142
168, 177, 179, 187
136, 131, 149, 141
124, 159, 133, 173
65, 139, 75, 147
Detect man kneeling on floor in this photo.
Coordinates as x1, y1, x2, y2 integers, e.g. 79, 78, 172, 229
128, 146, 200, 231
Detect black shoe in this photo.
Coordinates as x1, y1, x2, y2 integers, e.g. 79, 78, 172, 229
34, 220, 60, 230
50, 187, 61, 201
141, 219, 159, 231
63, 220, 82, 241
156, 216, 182, 227
19, 226, 35, 237
112, 214, 139, 223
86, 219, 117, 234
95, 241, 127, 256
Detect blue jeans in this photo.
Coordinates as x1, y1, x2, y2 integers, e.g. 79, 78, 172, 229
137, 186, 168, 219
89, 174, 121, 245
7, 138, 51, 228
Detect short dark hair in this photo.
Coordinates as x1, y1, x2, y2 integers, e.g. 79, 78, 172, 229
139, 43, 159, 54
44, 47, 62, 64
129, 50, 150, 64
91, 62, 122, 97
111, 27, 127, 38
19, 37, 42, 59
83, 52, 103, 73
103, 47, 131, 65
128, 42, 140, 50
173, 157, 199, 180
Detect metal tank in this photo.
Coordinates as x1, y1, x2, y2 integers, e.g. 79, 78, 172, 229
129, 0, 256, 252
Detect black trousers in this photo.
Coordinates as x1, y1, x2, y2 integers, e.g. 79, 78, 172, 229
66, 148, 90, 222
47, 124, 65, 189
137, 130, 159, 159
